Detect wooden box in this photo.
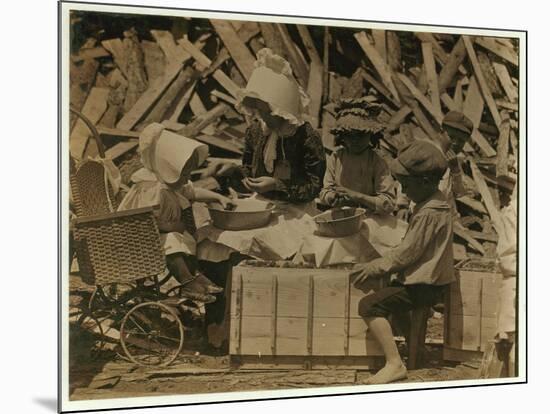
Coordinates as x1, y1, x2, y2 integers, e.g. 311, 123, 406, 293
443, 260, 503, 362
229, 263, 384, 370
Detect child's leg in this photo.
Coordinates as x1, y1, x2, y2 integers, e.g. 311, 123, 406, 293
359, 286, 410, 384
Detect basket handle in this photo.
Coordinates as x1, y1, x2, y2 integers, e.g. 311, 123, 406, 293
70, 106, 106, 159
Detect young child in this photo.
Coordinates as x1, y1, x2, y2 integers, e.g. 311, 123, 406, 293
319, 98, 396, 214
118, 123, 234, 302
350, 140, 454, 384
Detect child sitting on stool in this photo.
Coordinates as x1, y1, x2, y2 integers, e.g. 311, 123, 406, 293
350, 140, 455, 384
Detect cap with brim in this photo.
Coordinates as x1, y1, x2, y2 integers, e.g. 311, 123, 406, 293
389, 158, 412, 177
390, 140, 447, 178
236, 48, 309, 127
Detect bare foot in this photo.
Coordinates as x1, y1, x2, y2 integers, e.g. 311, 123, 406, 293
365, 362, 407, 385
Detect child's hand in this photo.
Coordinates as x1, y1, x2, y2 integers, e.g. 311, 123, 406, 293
242, 176, 279, 193
350, 263, 374, 287
217, 195, 236, 210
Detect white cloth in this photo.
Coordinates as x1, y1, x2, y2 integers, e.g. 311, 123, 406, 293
296, 215, 408, 267
117, 168, 197, 255
263, 130, 279, 173
196, 197, 407, 267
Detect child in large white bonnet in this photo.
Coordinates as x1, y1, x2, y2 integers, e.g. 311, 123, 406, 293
118, 123, 234, 302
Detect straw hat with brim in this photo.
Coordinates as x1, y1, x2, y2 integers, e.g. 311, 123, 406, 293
331, 105, 385, 136
139, 123, 209, 185
236, 48, 309, 127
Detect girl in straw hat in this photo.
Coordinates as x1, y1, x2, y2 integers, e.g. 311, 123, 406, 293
319, 98, 396, 214
213, 48, 325, 203
118, 123, 234, 303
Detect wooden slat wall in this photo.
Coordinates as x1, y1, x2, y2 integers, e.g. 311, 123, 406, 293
230, 266, 384, 359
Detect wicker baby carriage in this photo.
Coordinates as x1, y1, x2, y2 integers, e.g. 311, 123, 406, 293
70, 108, 197, 366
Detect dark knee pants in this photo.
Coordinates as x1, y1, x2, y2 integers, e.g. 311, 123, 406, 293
358, 281, 445, 319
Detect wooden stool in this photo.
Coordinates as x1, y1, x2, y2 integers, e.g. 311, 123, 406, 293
407, 305, 431, 369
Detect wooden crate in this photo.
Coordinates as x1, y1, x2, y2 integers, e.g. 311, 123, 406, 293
229, 264, 385, 370
443, 260, 502, 362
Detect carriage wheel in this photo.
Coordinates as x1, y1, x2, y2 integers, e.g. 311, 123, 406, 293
77, 314, 106, 359
88, 283, 137, 317
120, 302, 184, 366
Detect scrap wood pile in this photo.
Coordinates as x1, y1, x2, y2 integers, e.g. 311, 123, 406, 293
69, 13, 519, 264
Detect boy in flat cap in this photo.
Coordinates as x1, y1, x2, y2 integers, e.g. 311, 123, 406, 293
350, 140, 454, 384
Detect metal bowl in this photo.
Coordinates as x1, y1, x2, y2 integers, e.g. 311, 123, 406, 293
313, 207, 366, 237
208, 198, 275, 231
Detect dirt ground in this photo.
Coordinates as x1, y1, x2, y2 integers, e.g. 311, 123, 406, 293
68, 271, 488, 402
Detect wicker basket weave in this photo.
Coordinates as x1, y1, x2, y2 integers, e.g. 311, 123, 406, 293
70, 160, 119, 217
73, 207, 166, 286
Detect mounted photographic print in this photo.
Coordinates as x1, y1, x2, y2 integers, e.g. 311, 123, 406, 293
59, 1, 526, 412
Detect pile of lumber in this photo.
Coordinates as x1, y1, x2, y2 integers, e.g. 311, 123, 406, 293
69, 14, 519, 261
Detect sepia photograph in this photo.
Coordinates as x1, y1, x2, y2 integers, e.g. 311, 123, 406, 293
59, 1, 526, 412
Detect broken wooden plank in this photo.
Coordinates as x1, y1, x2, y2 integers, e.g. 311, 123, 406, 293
392, 74, 439, 141
495, 99, 518, 112
469, 158, 504, 236
415, 32, 467, 76
70, 87, 110, 160
355, 32, 400, 103
387, 106, 412, 132
307, 61, 323, 128
210, 19, 256, 80
361, 69, 400, 108
453, 77, 467, 111
371, 30, 387, 62
463, 36, 502, 129
141, 40, 166, 85
297, 25, 322, 66
463, 76, 484, 128
496, 111, 511, 179
386, 31, 402, 72
163, 120, 243, 155
116, 62, 182, 131
70, 58, 99, 127
322, 27, 330, 105
397, 73, 443, 125
454, 225, 485, 255
168, 80, 197, 123
121, 29, 149, 113
259, 22, 287, 58
180, 102, 231, 138
210, 89, 237, 106
493, 63, 518, 103
97, 127, 140, 140
456, 195, 488, 215
138, 67, 197, 129
475, 37, 518, 67
177, 38, 241, 99
150, 30, 189, 64
438, 37, 467, 92
199, 23, 261, 78
275, 23, 309, 88
101, 38, 128, 77
105, 140, 139, 160
421, 42, 443, 120
189, 93, 217, 135
72, 46, 110, 62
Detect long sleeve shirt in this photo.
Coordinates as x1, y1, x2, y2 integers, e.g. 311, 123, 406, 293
361, 190, 455, 286
236, 120, 326, 203
319, 147, 396, 214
